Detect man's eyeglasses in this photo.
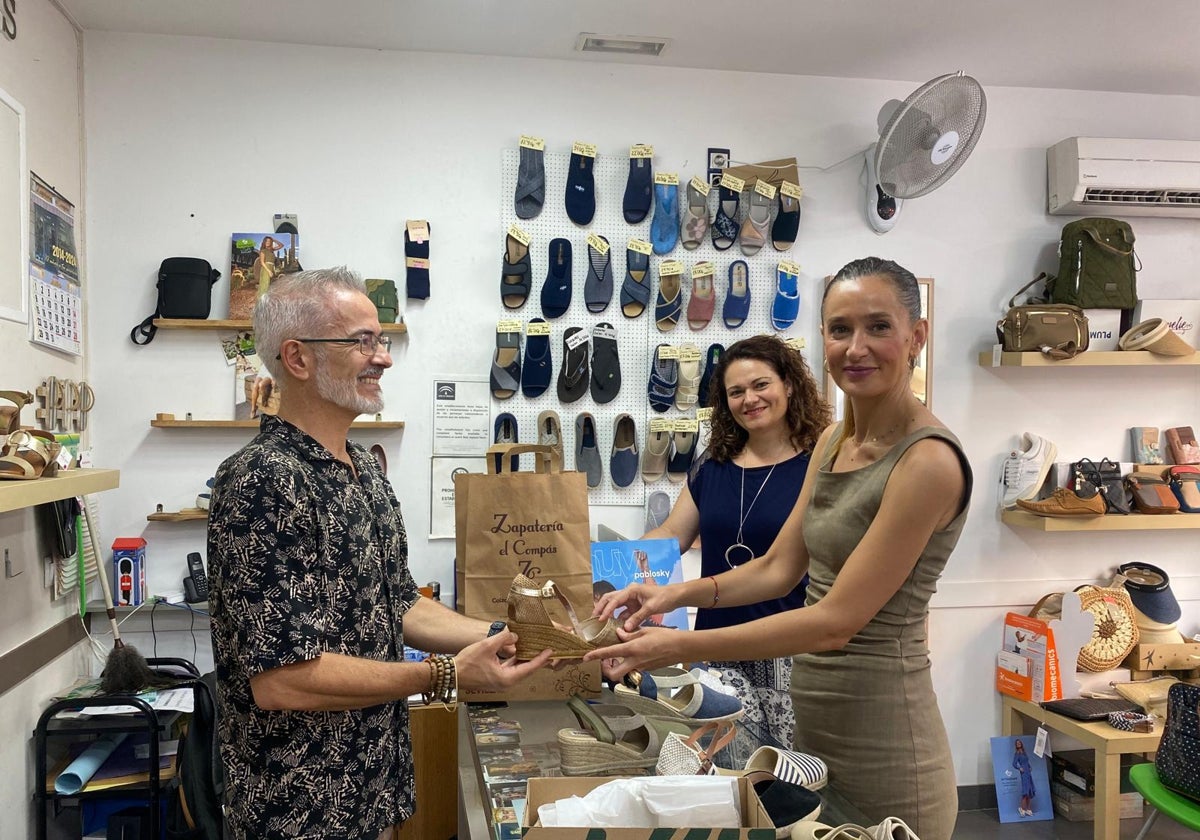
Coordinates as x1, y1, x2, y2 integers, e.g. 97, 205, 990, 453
278, 334, 392, 359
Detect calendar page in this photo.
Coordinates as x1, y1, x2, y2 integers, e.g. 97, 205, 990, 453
29, 174, 81, 355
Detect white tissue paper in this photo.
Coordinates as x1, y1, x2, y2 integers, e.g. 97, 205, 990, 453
537, 776, 741, 828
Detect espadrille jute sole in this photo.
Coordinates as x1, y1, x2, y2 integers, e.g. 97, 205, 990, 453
510, 621, 596, 660
557, 727, 656, 775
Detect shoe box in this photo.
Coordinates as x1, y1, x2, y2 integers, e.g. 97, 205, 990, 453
1051, 781, 1143, 822
1049, 749, 1140, 798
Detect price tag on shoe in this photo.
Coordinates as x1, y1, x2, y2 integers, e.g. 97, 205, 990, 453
781, 180, 804, 200
496, 319, 522, 334
719, 173, 746, 193
518, 135, 545, 151
659, 260, 684, 277
689, 175, 712, 197
592, 324, 618, 341
586, 233, 610, 255
629, 144, 654, 159
691, 261, 715, 279
785, 337, 807, 351
572, 141, 597, 158
566, 329, 590, 351
679, 345, 703, 362
754, 179, 778, 199
673, 418, 699, 433
507, 223, 531, 247
657, 345, 681, 360
650, 418, 674, 433
526, 320, 551, 336
697, 407, 714, 423
654, 172, 680, 186
779, 260, 802, 276
628, 238, 653, 256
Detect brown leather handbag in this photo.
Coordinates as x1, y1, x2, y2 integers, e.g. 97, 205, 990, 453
1125, 473, 1180, 514
997, 274, 1090, 360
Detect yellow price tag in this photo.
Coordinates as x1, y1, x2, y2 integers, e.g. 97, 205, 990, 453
630, 144, 654, 159
754, 179, 778, 199
526, 320, 551, 336
404, 257, 429, 269
696, 407, 714, 423
779, 260, 801, 276
572, 141, 597, 158
628, 238, 653, 256
691, 261, 715, 279
519, 134, 545, 151
496, 319, 521, 334
679, 345, 703, 362
650, 418, 674, 433
406, 219, 430, 242
780, 180, 804, 200
507, 223, 531, 247
720, 173, 746, 192
689, 175, 712, 197
660, 260, 684, 276
673, 418, 699, 433
657, 345, 681, 360
654, 172, 680, 186
586, 233, 610, 255
785, 337, 808, 351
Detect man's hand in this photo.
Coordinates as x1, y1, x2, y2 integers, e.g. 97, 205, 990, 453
453, 631, 553, 693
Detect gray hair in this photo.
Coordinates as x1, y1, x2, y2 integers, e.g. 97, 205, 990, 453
821, 257, 921, 323
254, 266, 367, 378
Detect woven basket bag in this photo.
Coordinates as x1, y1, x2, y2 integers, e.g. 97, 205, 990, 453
1031, 585, 1140, 672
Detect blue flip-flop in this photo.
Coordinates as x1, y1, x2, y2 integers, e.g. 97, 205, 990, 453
540, 238, 572, 318
521, 318, 553, 398
771, 265, 800, 330
722, 260, 751, 328
651, 182, 679, 255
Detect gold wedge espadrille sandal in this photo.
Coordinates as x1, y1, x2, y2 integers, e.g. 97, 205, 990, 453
507, 574, 619, 660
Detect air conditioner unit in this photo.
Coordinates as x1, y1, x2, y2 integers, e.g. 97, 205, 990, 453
1047, 137, 1200, 217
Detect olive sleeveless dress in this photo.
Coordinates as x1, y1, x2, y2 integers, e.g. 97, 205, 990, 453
790, 427, 972, 840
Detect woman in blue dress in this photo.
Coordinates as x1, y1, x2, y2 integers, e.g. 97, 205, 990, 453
639, 334, 829, 761
1013, 739, 1036, 816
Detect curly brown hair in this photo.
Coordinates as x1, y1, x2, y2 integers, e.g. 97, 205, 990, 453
705, 335, 831, 462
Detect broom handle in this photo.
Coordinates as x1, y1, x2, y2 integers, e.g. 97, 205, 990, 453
81, 498, 123, 644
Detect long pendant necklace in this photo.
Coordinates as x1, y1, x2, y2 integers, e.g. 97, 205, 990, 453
725, 461, 778, 568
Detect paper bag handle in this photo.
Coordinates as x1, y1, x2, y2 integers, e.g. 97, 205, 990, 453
485, 443, 562, 475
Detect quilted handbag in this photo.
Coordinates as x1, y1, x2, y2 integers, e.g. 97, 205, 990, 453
1168, 465, 1200, 513
1126, 473, 1180, 514
1155, 682, 1200, 802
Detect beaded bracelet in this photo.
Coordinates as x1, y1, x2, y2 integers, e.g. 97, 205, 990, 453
421, 654, 458, 712
1107, 710, 1154, 732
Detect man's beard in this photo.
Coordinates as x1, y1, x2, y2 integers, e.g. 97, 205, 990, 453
314, 361, 385, 415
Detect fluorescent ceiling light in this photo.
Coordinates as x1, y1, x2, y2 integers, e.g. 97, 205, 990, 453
576, 33, 670, 56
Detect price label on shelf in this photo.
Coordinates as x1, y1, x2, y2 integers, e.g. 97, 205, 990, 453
572, 141, 598, 158
628, 238, 653, 256
779, 260, 802, 276
519, 134, 546, 151
586, 233, 610, 255
526, 320, 551, 336
689, 175, 712, 197
719, 173, 746, 192
566, 329, 590, 351
673, 418, 699, 433
496, 319, 522, 334
679, 345, 703, 362
691, 261, 715, 279
785, 336, 807, 351
657, 345, 681, 360
507, 223, 531, 246
780, 180, 804, 200
650, 418, 674, 433
697, 407, 714, 423
660, 260, 684, 276
654, 172, 680, 186
629, 144, 654, 159
753, 179, 778, 199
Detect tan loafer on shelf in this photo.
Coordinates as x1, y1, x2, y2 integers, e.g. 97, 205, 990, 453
507, 574, 619, 660
1015, 487, 1105, 517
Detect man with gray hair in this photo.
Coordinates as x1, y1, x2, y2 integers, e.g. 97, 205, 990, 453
207, 267, 552, 840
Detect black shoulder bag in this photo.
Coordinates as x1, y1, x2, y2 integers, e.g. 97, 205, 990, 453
131, 258, 221, 345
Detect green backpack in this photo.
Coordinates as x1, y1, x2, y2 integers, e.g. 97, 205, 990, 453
1048, 218, 1138, 310
365, 278, 399, 324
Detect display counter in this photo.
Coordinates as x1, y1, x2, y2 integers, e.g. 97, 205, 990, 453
457, 692, 869, 839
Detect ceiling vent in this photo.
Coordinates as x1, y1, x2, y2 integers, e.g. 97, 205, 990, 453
575, 33, 669, 57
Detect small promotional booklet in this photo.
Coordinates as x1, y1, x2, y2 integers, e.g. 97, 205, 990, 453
990, 735, 1054, 823
589, 538, 688, 631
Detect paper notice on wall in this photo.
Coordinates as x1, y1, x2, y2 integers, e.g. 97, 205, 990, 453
429, 455, 485, 539
432, 375, 490, 455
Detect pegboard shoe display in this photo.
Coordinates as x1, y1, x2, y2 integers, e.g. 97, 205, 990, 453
655, 263, 683, 331
501, 233, 532, 309
575, 412, 602, 488
584, 236, 613, 313
643, 428, 671, 482
541, 238, 573, 318
648, 345, 678, 412
668, 430, 698, 483
611, 414, 640, 488
723, 260, 751, 328
490, 330, 522, 399
621, 247, 651, 318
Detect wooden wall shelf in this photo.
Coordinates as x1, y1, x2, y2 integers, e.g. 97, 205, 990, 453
0, 469, 120, 514
1002, 509, 1200, 531
979, 350, 1200, 367
153, 318, 407, 334
147, 508, 208, 522
151, 417, 403, 429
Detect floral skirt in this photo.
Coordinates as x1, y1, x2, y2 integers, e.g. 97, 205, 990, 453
707, 656, 795, 769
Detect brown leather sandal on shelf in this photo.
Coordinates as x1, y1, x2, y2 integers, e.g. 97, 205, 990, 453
0, 429, 63, 480
0, 390, 34, 440
507, 573, 619, 660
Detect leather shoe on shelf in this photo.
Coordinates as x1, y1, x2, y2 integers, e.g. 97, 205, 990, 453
1016, 487, 1105, 517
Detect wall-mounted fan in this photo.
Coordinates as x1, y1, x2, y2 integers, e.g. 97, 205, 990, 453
865, 71, 987, 233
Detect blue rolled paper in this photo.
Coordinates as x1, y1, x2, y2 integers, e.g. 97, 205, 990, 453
55, 733, 127, 794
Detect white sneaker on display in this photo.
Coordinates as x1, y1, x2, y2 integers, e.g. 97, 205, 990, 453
998, 432, 1057, 510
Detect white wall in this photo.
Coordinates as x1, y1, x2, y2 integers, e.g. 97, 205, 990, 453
0, 1, 95, 836
83, 32, 1200, 788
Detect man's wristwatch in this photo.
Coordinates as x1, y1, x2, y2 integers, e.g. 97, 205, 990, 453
487, 620, 507, 638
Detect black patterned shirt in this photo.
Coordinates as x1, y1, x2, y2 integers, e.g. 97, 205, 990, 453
207, 415, 420, 840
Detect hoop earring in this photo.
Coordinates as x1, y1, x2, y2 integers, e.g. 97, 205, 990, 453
823, 359, 830, 372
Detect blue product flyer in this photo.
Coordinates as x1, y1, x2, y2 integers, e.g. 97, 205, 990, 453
990, 735, 1054, 823
590, 538, 688, 631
